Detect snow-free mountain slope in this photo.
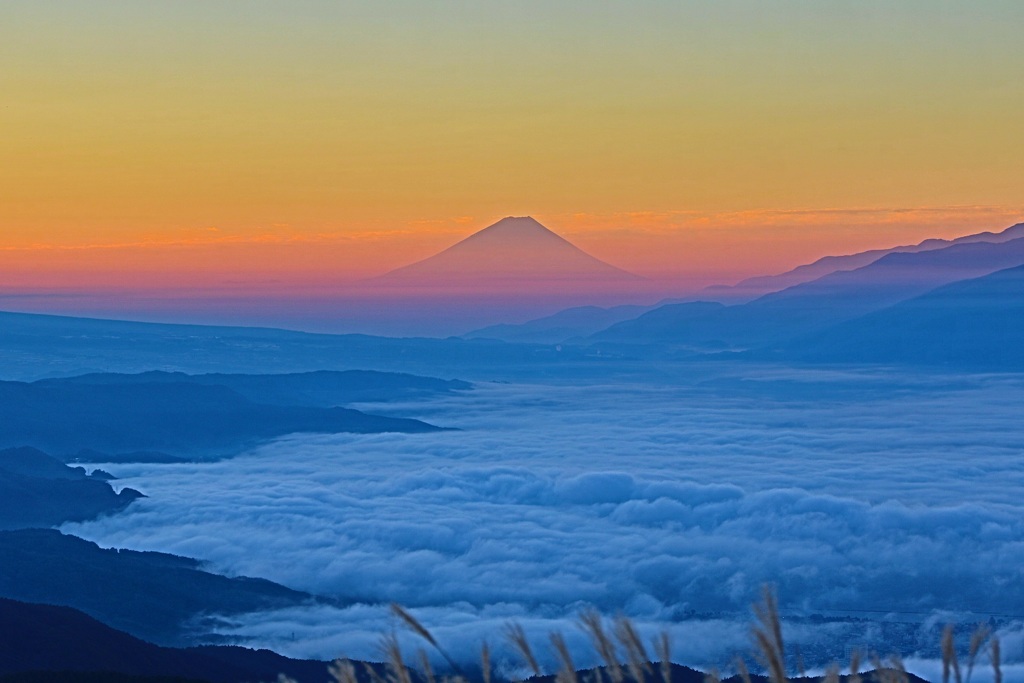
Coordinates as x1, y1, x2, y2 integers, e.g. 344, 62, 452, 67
0, 309, 588, 382
0, 447, 142, 530
589, 234, 1024, 350
0, 529, 313, 647
0, 596, 333, 682
377, 216, 640, 286
463, 303, 656, 343
701, 221, 1024, 302
0, 375, 441, 459
778, 263, 1024, 367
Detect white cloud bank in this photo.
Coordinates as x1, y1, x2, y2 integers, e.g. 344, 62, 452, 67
67, 366, 1024, 673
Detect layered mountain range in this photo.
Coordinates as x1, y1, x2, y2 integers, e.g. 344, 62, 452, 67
3, 222, 1023, 373
700, 222, 1024, 302
466, 221, 1024, 367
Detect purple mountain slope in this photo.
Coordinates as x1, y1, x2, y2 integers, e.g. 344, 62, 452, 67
590, 234, 1024, 349
701, 221, 1024, 302
777, 263, 1024, 367
760, 234, 1024, 307
374, 216, 641, 288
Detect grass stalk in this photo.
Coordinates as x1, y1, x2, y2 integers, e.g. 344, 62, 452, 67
991, 635, 1002, 683
614, 616, 652, 683
505, 622, 542, 678
391, 603, 462, 674
751, 586, 786, 683
580, 609, 624, 683
734, 657, 753, 683
966, 624, 991, 683
382, 632, 413, 683
942, 625, 962, 683
330, 659, 360, 683
654, 632, 671, 683
551, 631, 579, 683
418, 649, 436, 683
482, 641, 492, 683
849, 650, 862, 683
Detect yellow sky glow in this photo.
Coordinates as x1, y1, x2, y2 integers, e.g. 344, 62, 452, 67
2, 1, 1023, 289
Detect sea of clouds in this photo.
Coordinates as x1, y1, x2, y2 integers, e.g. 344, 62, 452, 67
66, 364, 1024, 676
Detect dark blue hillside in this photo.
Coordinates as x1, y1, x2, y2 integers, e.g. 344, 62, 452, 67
0, 447, 141, 529
47, 369, 470, 407
776, 264, 1024, 368
589, 237, 1024, 352
0, 597, 335, 683
0, 375, 442, 460
0, 530, 317, 647
0, 309, 586, 382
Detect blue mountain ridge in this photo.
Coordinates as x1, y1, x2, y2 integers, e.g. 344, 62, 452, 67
0, 373, 445, 460
587, 235, 1024, 351
771, 263, 1024, 367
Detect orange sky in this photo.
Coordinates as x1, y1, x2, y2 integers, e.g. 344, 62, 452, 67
2, 207, 1022, 295
2, 2, 1023, 298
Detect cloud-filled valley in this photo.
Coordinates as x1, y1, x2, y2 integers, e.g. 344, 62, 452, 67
63, 365, 1024, 672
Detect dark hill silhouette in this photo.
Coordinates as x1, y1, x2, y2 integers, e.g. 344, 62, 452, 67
527, 665, 928, 683
776, 263, 1024, 367
0, 529, 316, 646
0, 374, 442, 460
1, 445, 91, 480
0, 447, 142, 529
0, 597, 932, 683
376, 216, 641, 289
0, 597, 333, 683
0, 673, 206, 683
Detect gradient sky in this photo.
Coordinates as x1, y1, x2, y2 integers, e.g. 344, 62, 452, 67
2, 1, 1023, 292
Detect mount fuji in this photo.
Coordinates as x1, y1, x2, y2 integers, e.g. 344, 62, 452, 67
374, 216, 641, 291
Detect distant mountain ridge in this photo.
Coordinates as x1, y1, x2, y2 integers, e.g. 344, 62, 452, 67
462, 221, 1024, 344
0, 373, 443, 460
775, 263, 1024, 367
4, 220, 1024, 373
0, 216, 650, 334
588, 233, 1024, 351
464, 303, 659, 343
701, 221, 1024, 302
0, 309, 592, 382
52, 370, 471, 408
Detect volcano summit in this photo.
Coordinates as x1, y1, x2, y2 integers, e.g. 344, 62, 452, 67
374, 216, 641, 293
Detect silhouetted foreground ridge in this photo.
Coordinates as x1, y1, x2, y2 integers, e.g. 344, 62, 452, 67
0, 530, 316, 646
0, 597, 333, 683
